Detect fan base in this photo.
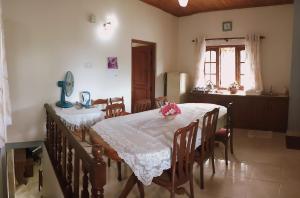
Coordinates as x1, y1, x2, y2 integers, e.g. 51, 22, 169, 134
56, 101, 73, 108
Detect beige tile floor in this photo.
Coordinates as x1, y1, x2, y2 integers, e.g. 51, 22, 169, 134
104, 129, 300, 198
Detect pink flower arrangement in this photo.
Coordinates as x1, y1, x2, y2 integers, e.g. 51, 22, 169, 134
160, 102, 182, 117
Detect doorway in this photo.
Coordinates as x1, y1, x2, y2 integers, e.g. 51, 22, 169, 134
131, 39, 156, 112
5, 143, 43, 198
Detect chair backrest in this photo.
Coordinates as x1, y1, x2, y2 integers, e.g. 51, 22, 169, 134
171, 120, 199, 184
133, 99, 152, 113
226, 102, 233, 133
105, 103, 126, 119
155, 96, 168, 108
109, 97, 124, 105
92, 99, 108, 106
92, 99, 109, 111
200, 108, 220, 160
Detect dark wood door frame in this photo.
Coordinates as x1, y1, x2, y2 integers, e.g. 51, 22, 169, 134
131, 39, 156, 112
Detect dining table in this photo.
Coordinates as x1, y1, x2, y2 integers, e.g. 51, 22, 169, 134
90, 103, 227, 197
53, 104, 106, 142
53, 104, 105, 129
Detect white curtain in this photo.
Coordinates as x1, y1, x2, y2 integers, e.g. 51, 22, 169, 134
193, 37, 206, 88
245, 34, 263, 94
0, 2, 12, 148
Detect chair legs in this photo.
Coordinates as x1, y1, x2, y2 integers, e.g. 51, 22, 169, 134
211, 153, 216, 174
198, 152, 216, 190
225, 141, 229, 166
189, 175, 194, 198
230, 134, 234, 154
117, 162, 122, 181
107, 158, 111, 167
200, 164, 204, 189
216, 139, 231, 166
170, 188, 175, 198
119, 173, 137, 198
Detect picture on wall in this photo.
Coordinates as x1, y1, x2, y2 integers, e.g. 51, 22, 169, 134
223, 21, 232, 32
107, 57, 118, 69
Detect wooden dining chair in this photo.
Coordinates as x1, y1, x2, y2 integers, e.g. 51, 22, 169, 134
133, 99, 152, 113
152, 119, 199, 198
215, 102, 233, 166
92, 98, 108, 111
194, 108, 219, 189
109, 96, 124, 105
105, 103, 130, 181
155, 96, 168, 108
105, 103, 129, 118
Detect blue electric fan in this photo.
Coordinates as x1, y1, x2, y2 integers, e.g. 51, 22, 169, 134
56, 71, 74, 108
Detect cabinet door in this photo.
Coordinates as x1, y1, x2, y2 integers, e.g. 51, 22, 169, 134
268, 98, 289, 132
255, 97, 269, 130
233, 97, 248, 129
188, 93, 289, 132
234, 97, 268, 130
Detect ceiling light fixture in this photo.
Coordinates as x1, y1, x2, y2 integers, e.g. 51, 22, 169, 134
178, 0, 189, 7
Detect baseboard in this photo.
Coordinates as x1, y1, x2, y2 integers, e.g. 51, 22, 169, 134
286, 132, 300, 150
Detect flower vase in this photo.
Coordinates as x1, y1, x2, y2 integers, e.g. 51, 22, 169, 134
164, 114, 176, 120
230, 87, 238, 94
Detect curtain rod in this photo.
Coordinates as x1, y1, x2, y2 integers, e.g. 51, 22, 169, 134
192, 36, 265, 43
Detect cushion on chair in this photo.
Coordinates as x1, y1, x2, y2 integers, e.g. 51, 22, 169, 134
215, 128, 227, 136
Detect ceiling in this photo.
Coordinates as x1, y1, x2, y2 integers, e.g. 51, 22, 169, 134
140, 0, 294, 17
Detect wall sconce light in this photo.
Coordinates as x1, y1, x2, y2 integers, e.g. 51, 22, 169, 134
95, 14, 119, 41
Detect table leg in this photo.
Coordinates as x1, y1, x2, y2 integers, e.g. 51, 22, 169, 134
119, 173, 144, 198
137, 180, 145, 198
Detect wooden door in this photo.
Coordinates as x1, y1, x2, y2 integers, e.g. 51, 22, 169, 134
132, 45, 155, 112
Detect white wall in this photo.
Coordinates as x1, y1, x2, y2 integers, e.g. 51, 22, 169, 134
3, 0, 178, 142
177, 5, 294, 92
288, 0, 300, 133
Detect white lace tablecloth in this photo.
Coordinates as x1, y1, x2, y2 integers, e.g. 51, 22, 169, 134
53, 105, 105, 128
92, 103, 227, 185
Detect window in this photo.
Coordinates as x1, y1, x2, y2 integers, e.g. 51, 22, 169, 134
204, 48, 218, 86
204, 45, 245, 89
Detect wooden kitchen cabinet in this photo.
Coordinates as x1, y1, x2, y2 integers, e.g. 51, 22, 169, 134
188, 92, 289, 132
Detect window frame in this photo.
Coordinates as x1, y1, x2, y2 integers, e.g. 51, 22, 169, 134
204, 45, 245, 90
204, 47, 219, 86
236, 45, 246, 89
